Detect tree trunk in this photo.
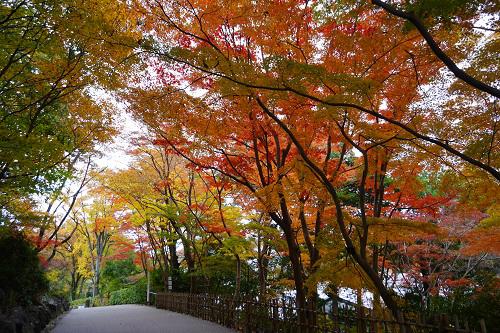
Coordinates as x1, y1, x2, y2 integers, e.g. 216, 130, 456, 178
258, 241, 270, 299
281, 221, 308, 326
179, 238, 196, 292
168, 241, 179, 291
234, 254, 241, 301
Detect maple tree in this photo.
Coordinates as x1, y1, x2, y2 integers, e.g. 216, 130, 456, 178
100, 141, 256, 297
120, 0, 499, 321
65, 234, 87, 301
371, 0, 499, 97
100, 144, 201, 292
0, 0, 498, 329
73, 188, 126, 302
129, 0, 498, 178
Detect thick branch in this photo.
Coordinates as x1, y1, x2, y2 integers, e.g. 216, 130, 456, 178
372, 0, 500, 98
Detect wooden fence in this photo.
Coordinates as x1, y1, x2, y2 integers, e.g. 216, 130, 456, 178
155, 292, 488, 333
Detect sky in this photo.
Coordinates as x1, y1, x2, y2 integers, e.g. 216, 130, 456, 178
94, 112, 139, 171
89, 88, 144, 171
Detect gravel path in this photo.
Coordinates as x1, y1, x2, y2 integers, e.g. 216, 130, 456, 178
51, 304, 236, 333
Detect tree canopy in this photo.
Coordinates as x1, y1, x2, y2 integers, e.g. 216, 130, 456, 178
1, 0, 498, 330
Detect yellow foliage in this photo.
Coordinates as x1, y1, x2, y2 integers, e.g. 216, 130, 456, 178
275, 278, 297, 290
367, 217, 441, 244
308, 258, 375, 292
479, 204, 500, 228
255, 182, 282, 212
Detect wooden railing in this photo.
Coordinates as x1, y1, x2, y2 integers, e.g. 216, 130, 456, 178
155, 292, 487, 333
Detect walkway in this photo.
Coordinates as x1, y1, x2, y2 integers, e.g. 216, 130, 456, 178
51, 304, 236, 333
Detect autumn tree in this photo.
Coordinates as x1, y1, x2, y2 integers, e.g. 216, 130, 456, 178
101, 141, 254, 296
2, 0, 495, 326
127, 86, 353, 321
129, 0, 498, 180
120, 0, 499, 320
0, 0, 137, 226
75, 189, 125, 302
101, 144, 201, 292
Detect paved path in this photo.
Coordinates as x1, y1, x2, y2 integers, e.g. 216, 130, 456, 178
51, 304, 236, 333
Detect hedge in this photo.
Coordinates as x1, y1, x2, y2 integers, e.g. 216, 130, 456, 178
109, 281, 146, 305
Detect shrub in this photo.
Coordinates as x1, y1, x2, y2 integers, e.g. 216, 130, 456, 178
70, 297, 91, 308
101, 258, 139, 297
109, 279, 146, 305
0, 230, 48, 307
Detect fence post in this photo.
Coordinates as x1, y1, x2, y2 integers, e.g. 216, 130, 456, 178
439, 314, 449, 333
397, 311, 406, 333
453, 315, 460, 333
464, 319, 470, 333
369, 309, 377, 333
244, 299, 249, 333
272, 299, 278, 332
479, 319, 487, 333
332, 301, 339, 333
357, 305, 366, 333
